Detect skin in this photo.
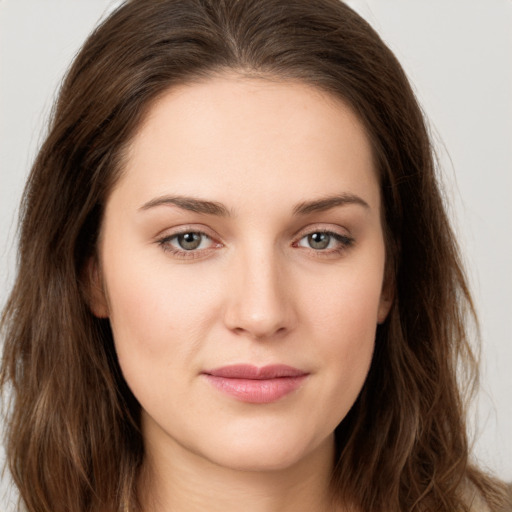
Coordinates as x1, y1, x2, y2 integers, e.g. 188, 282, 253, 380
90, 74, 392, 512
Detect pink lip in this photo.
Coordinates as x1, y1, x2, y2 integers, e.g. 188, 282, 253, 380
202, 364, 309, 404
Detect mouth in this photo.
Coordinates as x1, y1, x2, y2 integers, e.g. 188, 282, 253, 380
201, 364, 309, 404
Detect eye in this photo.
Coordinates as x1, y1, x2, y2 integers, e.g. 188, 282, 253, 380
173, 232, 209, 251
296, 231, 353, 252
158, 230, 219, 255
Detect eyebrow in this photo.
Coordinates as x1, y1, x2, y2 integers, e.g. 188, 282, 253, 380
139, 195, 230, 216
293, 193, 370, 215
138, 192, 369, 217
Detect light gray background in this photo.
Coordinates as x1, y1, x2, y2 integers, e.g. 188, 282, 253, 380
1, 0, 511, 505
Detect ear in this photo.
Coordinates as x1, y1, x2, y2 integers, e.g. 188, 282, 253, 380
377, 291, 393, 324
377, 268, 394, 325
83, 256, 109, 318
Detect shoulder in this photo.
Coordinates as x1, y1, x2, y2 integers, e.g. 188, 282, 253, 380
467, 494, 490, 512
463, 481, 512, 512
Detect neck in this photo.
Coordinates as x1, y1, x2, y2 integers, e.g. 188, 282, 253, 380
138, 430, 340, 512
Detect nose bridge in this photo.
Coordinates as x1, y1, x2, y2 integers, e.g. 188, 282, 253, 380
224, 241, 293, 339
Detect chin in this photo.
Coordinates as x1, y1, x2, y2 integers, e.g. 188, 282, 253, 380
199, 431, 333, 473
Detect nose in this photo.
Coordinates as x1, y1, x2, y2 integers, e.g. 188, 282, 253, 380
223, 247, 296, 340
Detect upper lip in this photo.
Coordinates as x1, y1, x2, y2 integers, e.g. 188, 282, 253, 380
203, 364, 308, 379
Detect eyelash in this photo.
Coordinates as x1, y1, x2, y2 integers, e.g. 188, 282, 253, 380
157, 228, 354, 259
157, 229, 221, 259
293, 230, 354, 255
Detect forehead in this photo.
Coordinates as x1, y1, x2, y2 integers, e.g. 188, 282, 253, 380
113, 75, 379, 213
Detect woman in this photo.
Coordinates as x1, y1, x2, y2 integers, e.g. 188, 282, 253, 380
0, 0, 509, 511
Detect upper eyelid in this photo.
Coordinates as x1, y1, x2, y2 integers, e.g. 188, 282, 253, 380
292, 223, 352, 239
155, 224, 220, 241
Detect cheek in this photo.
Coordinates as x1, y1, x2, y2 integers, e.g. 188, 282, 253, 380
319, 287, 377, 385
101, 250, 222, 387
304, 254, 385, 341
300, 259, 384, 403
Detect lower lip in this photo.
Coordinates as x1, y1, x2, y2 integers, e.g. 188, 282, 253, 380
203, 375, 308, 403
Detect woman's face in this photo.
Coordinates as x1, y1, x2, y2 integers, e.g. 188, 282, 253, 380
92, 75, 391, 473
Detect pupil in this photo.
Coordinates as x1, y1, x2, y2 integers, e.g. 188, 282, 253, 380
309, 232, 330, 249
178, 232, 201, 250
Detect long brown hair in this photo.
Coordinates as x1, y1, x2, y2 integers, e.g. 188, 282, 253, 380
1, 1, 508, 511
